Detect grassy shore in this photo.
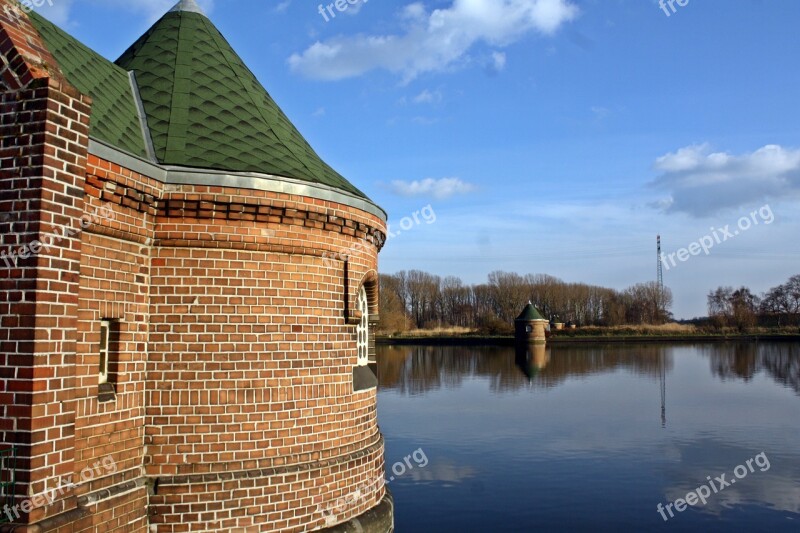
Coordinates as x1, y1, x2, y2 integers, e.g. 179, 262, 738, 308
377, 324, 800, 345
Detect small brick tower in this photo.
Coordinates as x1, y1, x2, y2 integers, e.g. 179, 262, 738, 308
515, 302, 549, 345
0, 1, 392, 531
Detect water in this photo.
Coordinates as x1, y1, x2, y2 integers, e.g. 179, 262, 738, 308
376, 342, 800, 532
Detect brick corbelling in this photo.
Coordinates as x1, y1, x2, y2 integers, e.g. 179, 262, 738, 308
83, 166, 387, 257
85, 173, 158, 217
83, 176, 386, 251
159, 198, 386, 250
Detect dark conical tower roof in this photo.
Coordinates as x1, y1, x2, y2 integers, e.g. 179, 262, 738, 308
516, 302, 547, 322
115, 1, 366, 198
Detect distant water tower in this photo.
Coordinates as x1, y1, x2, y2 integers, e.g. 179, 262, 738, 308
515, 302, 549, 344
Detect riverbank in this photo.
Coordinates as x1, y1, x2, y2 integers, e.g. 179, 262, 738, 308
377, 333, 800, 346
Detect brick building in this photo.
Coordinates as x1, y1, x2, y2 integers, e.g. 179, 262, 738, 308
0, 0, 392, 531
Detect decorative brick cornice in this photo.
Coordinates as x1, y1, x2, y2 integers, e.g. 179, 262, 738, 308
85, 173, 158, 216
160, 198, 386, 248
84, 172, 387, 250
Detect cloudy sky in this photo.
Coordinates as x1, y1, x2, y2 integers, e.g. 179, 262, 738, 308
33, 0, 800, 318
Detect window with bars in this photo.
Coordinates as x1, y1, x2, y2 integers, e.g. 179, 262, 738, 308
98, 320, 117, 402
356, 286, 369, 367
352, 285, 378, 391
99, 320, 110, 384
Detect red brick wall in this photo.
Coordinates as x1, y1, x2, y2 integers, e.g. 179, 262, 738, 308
65, 156, 164, 533
0, 8, 90, 520
2, 4, 389, 530
145, 187, 386, 531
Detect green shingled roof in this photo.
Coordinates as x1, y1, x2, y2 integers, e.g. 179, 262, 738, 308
26, 1, 368, 199
115, 2, 366, 198
516, 303, 547, 322
28, 12, 149, 158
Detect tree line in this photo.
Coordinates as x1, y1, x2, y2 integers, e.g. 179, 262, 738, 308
708, 275, 800, 331
378, 270, 673, 333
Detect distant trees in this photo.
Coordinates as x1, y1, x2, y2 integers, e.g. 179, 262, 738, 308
708, 286, 760, 331
378, 270, 674, 333
379, 270, 800, 334
758, 275, 800, 326
707, 274, 800, 331
620, 281, 674, 325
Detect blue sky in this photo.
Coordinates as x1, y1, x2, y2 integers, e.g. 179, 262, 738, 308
33, 0, 800, 319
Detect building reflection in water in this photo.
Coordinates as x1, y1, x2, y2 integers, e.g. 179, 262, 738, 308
377, 343, 675, 394
377, 342, 800, 397
514, 343, 551, 380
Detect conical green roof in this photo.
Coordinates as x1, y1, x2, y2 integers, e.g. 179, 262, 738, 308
516, 303, 547, 322
115, 1, 366, 198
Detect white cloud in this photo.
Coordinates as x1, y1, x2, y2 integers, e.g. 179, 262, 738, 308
32, 0, 74, 26
97, 0, 214, 21
312, 106, 326, 117
591, 106, 610, 120
390, 177, 476, 199
289, 0, 579, 82
491, 51, 507, 72
343, 0, 368, 16
41, 0, 216, 25
276, 0, 291, 13
413, 89, 442, 104
651, 143, 800, 216
411, 116, 438, 125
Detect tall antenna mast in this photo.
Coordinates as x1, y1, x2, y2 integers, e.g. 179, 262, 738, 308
660, 355, 667, 428
656, 236, 667, 427
657, 235, 664, 292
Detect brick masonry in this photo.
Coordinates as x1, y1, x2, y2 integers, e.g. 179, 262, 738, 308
0, 3, 390, 531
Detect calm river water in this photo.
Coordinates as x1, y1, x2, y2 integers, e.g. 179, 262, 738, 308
376, 342, 800, 532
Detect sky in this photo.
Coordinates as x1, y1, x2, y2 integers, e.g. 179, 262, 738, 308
30, 0, 800, 319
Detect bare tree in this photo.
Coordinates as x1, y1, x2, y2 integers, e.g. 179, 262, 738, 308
708, 286, 759, 331
377, 269, 677, 332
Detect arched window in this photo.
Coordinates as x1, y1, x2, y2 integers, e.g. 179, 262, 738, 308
356, 286, 369, 367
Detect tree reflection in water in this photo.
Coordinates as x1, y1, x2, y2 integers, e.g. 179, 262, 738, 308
378, 342, 800, 396
377, 343, 675, 394
704, 342, 800, 394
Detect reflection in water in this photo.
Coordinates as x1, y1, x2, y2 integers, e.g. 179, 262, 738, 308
514, 343, 550, 380
704, 343, 800, 394
377, 342, 800, 532
379, 342, 800, 396
378, 343, 675, 394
